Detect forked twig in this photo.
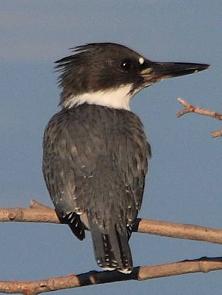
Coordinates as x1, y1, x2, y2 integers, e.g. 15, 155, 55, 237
177, 98, 222, 137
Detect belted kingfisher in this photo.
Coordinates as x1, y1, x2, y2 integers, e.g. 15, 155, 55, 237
42, 43, 209, 273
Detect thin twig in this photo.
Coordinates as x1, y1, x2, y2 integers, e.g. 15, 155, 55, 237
177, 98, 222, 120
1, 201, 222, 245
176, 98, 222, 137
211, 129, 222, 138
0, 257, 221, 294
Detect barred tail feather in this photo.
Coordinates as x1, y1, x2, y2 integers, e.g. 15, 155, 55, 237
90, 223, 133, 273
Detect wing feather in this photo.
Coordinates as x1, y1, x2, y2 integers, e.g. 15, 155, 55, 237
42, 105, 150, 237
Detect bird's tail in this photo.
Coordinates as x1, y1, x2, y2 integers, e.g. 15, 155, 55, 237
90, 222, 133, 274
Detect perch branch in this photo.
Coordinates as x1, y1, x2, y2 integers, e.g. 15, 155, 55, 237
176, 98, 222, 137
1, 200, 222, 245
0, 257, 222, 294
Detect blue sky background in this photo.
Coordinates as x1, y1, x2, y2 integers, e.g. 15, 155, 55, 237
0, 1, 222, 294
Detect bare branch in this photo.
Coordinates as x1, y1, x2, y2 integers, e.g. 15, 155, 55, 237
211, 129, 222, 138
0, 203, 59, 224
176, 98, 222, 137
1, 202, 222, 293
0, 257, 222, 294
176, 98, 222, 120
136, 218, 222, 244
1, 201, 222, 245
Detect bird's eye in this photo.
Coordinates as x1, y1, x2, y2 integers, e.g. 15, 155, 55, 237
120, 59, 132, 71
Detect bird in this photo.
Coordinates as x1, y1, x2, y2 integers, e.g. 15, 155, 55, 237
42, 42, 209, 274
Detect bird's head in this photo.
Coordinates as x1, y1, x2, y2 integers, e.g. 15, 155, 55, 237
56, 43, 209, 110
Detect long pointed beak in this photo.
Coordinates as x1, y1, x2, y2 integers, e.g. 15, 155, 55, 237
141, 61, 209, 84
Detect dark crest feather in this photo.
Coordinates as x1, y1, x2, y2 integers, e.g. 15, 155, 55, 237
55, 42, 133, 69
54, 42, 133, 89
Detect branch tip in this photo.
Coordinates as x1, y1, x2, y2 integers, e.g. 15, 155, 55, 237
176, 97, 222, 137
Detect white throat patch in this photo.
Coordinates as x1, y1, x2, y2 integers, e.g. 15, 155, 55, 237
64, 85, 134, 110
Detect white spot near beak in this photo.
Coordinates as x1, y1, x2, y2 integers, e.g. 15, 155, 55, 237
139, 57, 144, 65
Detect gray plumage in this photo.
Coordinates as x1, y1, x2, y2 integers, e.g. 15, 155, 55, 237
43, 103, 150, 272
42, 42, 209, 273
